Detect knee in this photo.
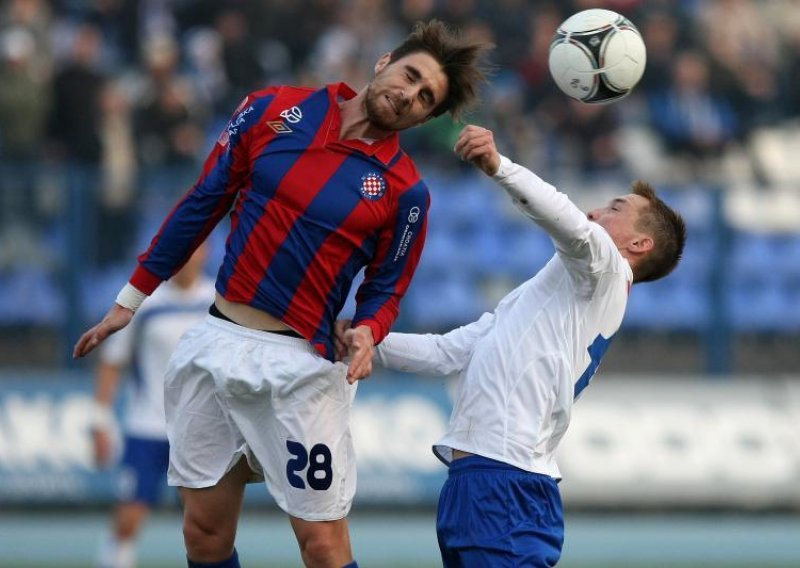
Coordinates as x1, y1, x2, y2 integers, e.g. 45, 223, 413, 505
183, 517, 235, 561
297, 533, 343, 567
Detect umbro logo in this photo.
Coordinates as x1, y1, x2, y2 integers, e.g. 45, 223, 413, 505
268, 106, 303, 134
267, 120, 292, 133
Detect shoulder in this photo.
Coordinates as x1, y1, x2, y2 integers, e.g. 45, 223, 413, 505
386, 152, 429, 199
246, 84, 305, 99
586, 223, 628, 271
558, 224, 631, 293
234, 85, 318, 114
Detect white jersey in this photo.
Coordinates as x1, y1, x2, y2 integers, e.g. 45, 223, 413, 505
376, 156, 632, 479
100, 277, 216, 440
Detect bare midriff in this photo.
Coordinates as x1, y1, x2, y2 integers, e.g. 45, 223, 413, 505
215, 292, 296, 333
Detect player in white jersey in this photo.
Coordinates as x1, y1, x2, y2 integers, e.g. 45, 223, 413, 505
353, 125, 686, 567
91, 245, 215, 568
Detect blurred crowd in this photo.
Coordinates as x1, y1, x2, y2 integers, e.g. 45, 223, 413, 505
2, 0, 799, 181
1, 0, 800, 363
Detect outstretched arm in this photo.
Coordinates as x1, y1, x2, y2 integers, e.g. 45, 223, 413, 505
375, 311, 495, 376
455, 125, 593, 256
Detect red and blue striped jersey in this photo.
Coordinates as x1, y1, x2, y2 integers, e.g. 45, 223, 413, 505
129, 83, 430, 360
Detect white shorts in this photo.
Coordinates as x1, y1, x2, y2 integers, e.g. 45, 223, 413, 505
164, 314, 357, 521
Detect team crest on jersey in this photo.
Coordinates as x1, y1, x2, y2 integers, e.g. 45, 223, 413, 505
360, 172, 387, 200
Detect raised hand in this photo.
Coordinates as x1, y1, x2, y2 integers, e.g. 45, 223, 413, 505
454, 124, 501, 176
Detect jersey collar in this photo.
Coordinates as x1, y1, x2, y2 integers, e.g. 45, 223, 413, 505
324, 82, 401, 165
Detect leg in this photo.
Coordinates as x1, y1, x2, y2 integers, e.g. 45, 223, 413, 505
216, 340, 358, 567
113, 501, 150, 540
96, 503, 149, 568
98, 437, 169, 568
180, 457, 252, 563
289, 516, 353, 568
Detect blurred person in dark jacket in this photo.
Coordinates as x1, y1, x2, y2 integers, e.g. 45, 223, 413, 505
134, 35, 206, 169
47, 22, 106, 164
0, 26, 50, 161
0, 26, 51, 230
647, 50, 738, 167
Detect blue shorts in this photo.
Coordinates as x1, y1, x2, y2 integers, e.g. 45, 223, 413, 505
437, 455, 564, 568
116, 436, 170, 505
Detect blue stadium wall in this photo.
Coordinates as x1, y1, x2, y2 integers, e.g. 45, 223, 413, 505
2, 370, 800, 510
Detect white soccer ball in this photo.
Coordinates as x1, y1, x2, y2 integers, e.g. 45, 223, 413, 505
548, 9, 646, 104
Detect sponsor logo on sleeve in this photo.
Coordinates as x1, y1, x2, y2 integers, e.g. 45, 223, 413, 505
218, 105, 254, 146
393, 206, 423, 262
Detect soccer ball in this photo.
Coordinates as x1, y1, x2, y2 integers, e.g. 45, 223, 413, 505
548, 9, 646, 104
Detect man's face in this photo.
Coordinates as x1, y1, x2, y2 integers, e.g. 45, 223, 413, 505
365, 51, 449, 132
587, 194, 650, 251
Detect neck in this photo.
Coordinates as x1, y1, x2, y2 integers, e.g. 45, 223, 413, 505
338, 87, 393, 141
620, 251, 639, 282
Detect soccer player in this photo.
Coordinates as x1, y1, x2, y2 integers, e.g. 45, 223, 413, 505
74, 21, 492, 568
91, 245, 214, 568
364, 124, 686, 567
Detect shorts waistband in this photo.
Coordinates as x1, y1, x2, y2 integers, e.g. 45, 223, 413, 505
448, 454, 545, 477
203, 312, 317, 355
209, 303, 303, 339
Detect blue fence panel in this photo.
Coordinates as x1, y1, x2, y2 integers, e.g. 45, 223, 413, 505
0, 370, 452, 508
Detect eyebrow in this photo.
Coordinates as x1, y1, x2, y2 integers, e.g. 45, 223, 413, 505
611, 197, 628, 207
405, 64, 422, 81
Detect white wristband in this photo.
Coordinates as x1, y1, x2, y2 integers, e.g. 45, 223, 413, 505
115, 283, 147, 312
90, 403, 115, 431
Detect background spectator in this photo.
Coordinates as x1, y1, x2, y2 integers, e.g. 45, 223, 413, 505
0, 0, 798, 373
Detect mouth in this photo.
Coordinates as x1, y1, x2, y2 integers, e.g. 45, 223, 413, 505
385, 94, 399, 116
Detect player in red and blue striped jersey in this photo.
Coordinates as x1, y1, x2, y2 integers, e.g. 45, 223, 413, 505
133, 80, 431, 363
75, 20, 492, 568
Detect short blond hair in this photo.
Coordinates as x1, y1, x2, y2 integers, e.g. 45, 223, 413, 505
630, 181, 686, 283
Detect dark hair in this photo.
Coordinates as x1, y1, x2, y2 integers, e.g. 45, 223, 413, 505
631, 181, 687, 283
389, 19, 493, 120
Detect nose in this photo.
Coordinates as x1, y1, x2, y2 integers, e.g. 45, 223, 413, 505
398, 89, 411, 107
587, 210, 597, 221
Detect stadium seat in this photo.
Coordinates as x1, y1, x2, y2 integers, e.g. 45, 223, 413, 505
625, 276, 709, 332
727, 276, 789, 332
403, 271, 486, 332
492, 226, 554, 280
0, 267, 65, 326
80, 264, 132, 322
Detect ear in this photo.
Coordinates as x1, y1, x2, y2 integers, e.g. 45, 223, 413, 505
374, 52, 392, 74
628, 234, 654, 254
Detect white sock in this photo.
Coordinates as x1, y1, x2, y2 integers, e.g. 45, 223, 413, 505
97, 533, 136, 568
